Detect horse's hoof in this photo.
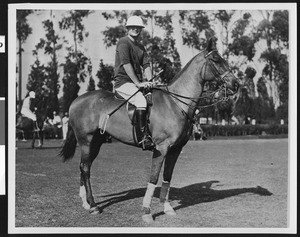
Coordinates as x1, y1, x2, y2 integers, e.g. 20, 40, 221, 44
142, 214, 154, 223
164, 209, 176, 216
164, 202, 176, 216
89, 206, 101, 215
82, 203, 90, 210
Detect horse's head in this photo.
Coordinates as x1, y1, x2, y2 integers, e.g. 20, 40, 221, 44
203, 38, 239, 101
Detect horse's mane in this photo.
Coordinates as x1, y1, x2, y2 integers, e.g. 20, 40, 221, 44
167, 51, 203, 86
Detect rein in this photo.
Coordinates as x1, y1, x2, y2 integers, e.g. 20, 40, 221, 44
153, 50, 233, 123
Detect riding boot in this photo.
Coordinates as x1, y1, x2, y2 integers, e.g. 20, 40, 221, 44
135, 109, 155, 151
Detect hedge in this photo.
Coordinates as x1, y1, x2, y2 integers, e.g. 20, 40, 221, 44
201, 124, 288, 137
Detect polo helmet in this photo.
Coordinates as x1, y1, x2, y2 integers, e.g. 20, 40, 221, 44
126, 16, 145, 28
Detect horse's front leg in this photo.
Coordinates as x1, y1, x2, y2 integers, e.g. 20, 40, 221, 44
142, 145, 168, 223
160, 146, 182, 216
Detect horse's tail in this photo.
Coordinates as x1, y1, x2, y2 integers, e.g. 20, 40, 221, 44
59, 124, 77, 162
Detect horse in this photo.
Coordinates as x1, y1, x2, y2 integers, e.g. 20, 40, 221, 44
16, 95, 50, 149
60, 38, 239, 223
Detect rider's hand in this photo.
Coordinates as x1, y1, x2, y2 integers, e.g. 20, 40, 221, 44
138, 81, 154, 89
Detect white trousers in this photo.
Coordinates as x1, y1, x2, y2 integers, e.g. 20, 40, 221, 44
115, 82, 147, 109
21, 108, 37, 121
62, 125, 68, 140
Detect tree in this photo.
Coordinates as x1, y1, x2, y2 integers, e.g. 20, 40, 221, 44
252, 77, 276, 123
26, 58, 51, 116
228, 12, 256, 61
233, 87, 253, 124
34, 14, 62, 113
17, 10, 33, 109
87, 60, 95, 92
179, 10, 215, 53
254, 10, 289, 107
96, 59, 114, 92
59, 10, 92, 112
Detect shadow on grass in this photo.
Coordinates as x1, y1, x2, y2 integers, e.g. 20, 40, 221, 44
95, 181, 272, 216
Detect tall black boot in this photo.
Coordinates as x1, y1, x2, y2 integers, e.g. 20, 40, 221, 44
135, 109, 155, 151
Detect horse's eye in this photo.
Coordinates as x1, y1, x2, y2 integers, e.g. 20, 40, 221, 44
211, 55, 219, 62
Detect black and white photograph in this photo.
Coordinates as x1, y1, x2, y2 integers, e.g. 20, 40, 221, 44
6, 2, 297, 235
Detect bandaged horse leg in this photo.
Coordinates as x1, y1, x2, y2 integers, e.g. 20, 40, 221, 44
160, 146, 182, 216
142, 182, 156, 218
160, 180, 176, 215
79, 184, 90, 210
142, 146, 167, 223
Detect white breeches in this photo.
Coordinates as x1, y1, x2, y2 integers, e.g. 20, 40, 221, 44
62, 125, 68, 140
115, 82, 147, 109
21, 108, 37, 121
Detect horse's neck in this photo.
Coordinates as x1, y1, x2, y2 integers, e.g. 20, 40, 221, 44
167, 54, 204, 117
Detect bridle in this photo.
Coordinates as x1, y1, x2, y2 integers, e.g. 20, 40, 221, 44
155, 50, 236, 122
204, 49, 236, 98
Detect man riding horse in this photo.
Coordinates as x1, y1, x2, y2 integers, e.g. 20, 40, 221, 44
114, 15, 155, 151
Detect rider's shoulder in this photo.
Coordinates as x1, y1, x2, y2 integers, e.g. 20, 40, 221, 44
118, 36, 131, 45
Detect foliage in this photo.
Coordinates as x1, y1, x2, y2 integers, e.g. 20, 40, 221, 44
96, 59, 114, 92
180, 10, 214, 51
17, 10, 33, 43
59, 10, 91, 112
87, 62, 96, 92
31, 18, 62, 113
233, 87, 253, 123
275, 102, 288, 123
255, 10, 289, 110
229, 13, 256, 61
201, 124, 288, 137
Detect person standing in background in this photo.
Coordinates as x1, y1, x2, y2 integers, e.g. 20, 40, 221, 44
62, 112, 69, 140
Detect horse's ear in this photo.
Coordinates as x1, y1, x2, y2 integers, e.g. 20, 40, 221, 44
206, 37, 217, 52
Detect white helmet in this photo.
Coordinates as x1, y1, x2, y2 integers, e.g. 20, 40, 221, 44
29, 91, 35, 98
126, 16, 144, 28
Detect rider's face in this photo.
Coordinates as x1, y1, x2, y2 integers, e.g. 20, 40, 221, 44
127, 26, 143, 37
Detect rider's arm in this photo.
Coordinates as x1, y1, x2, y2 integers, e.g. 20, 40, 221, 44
123, 63, 142, 87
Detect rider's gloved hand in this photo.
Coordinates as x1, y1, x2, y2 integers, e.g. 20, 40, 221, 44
138, 81, 154, 89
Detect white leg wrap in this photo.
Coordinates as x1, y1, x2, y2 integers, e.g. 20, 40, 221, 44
79, 185, 90, 210
142, 183, 156, 208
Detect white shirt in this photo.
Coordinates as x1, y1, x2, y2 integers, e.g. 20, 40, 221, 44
22, 97, 31, 110
53, 115, 61, 125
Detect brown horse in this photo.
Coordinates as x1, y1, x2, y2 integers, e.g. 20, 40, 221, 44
60, 38, 239, 223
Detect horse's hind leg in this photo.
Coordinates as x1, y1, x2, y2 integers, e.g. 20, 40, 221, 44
160, 146, 182, 216
79, 131, 106, 214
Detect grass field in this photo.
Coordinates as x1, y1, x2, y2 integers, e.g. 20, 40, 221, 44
13, 138, 288, 230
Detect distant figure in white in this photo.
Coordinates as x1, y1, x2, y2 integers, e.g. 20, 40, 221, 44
21, 91, 37, 121
62, 112, 69, 140
52, 111, 62, 138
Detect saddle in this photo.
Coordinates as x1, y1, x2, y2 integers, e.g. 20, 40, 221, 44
113, 90, 153, 147
114, 89, 153, 122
